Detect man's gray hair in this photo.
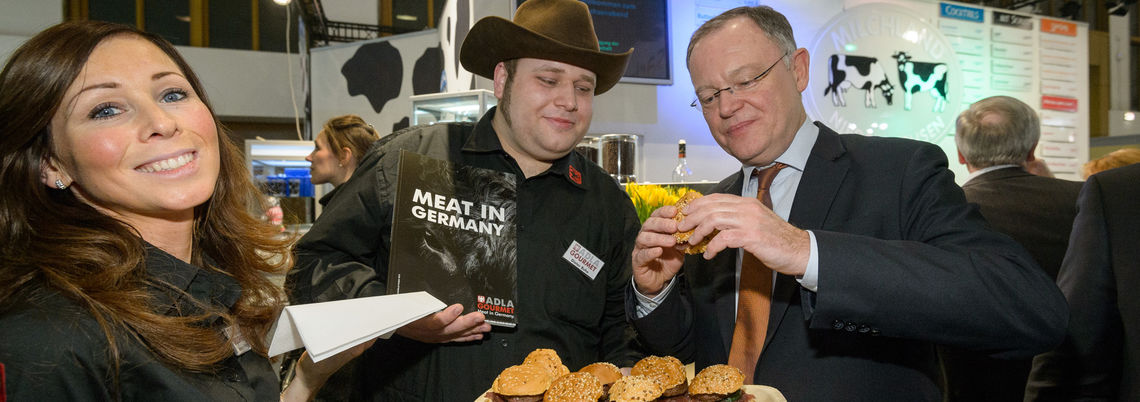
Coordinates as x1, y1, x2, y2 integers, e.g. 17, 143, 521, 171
955, 96, 1041, 168
686, 6, 797, 71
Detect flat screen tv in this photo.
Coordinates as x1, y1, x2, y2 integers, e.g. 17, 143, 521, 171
517, 0, 672, 85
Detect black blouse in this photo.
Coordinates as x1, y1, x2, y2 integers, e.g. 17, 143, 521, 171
0, 244, 280, 401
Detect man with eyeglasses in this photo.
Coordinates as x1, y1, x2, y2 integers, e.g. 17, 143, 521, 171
626, 6, 1067, 400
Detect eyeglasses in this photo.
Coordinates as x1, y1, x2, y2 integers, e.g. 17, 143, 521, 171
690, 52, 790, 108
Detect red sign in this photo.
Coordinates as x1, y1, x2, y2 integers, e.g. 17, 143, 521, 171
1041, 19, 1077, 36
1042, 95, 1078, 112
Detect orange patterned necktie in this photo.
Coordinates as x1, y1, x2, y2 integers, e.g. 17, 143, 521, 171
727, 162, 788, 384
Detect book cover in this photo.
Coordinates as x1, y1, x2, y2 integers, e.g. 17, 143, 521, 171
388, 150, 518, 327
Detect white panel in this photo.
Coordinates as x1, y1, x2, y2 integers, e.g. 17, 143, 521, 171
1041, 126, 1077, 143
1040, 79, 1079, 96
991, 42, 1034, 61
940, 19, 987, 39
949, 36, 987, 55
1040, 35, 1079, 50
1043, 157, 1080, 173
962, 72, 988, 88
0, 0, 60, 36
991, 74, 1033, 92
962, 87, 987, 103
1041, 110, 1079, 127
177, 46, 303, 121
958, 54, 986, 72
310, 30, 442, 137
1041, 66, 1077, 82
991, 59, 1033, 77
1040, 142, 1080, 158
1040, 54, 1078, 70
991, 26, 1033, 44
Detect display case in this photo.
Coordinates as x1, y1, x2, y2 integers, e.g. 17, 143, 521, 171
411, 89, 497, 125
598, 133, 642, 184
245, 139, 324, 233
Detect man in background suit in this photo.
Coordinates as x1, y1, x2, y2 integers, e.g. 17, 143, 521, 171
942, 95, 1084, 401
1026, 163, 1140, 400
956, 96, 1083, 280
627, 6, 1068, 401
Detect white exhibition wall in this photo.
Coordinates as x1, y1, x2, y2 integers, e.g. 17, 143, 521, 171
310, 0, 1090, 183
0, 1, 307, 126
0, 0, 1089, 184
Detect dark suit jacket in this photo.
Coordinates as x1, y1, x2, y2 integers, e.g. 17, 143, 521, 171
630, 122, 1068, 402
942, 166, 1082, 402
962, 166, 1083, 279
1026, 163, 1140, 401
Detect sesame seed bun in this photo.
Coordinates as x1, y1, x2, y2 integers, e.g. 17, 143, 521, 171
690, 364, 745, 397
544, 372, 604, 402
492, 364, 552, 397
608, 375, 664, 401
631, 356, 688, 397
523, 348, 570, 378
579, 362, 623, 386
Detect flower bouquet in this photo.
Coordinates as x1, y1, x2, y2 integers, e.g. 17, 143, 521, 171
625, 182, 696, 223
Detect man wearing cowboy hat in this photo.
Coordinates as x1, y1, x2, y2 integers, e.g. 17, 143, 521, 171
287, 0, 640, 400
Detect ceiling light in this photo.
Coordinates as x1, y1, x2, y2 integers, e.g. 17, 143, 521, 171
274, 0, 291, 5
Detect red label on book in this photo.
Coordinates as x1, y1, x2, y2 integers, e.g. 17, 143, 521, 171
1042, 95, 1078, 112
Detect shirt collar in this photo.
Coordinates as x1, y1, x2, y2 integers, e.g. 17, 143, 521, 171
964, 164, 1020, 184
461, 107, 503, 153
145, 242, 243, 318
742, 116, 816, 177
462, 106, 590, 190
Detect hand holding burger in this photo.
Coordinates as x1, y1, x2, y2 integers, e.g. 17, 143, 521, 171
672, 191, 718, 254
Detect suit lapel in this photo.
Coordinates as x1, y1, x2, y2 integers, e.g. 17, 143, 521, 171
763, 122, 849, 353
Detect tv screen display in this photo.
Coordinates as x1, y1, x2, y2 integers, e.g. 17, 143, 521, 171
518, 0, 671, 85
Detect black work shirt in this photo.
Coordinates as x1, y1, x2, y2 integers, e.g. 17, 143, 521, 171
0, 245, 279, 401
288, 107, 642, 401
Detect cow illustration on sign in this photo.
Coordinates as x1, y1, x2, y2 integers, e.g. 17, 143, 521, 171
893, 51, 949, 113
823, 54, 894, 108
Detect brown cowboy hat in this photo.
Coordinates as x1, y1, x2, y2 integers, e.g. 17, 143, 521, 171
459, 0, 633, 95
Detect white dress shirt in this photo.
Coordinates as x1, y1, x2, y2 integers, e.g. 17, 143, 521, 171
635, 118, 821, 318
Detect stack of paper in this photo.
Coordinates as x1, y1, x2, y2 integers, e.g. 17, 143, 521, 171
267, 291, 446, 362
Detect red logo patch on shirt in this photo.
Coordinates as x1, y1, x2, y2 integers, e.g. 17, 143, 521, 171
568, 164, 582, 184
1, 362, 7, 402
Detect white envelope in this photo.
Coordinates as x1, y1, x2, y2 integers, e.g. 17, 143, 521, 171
267, 291, 446, 362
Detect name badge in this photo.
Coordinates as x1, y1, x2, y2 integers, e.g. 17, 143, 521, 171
224, 324, 251, 356
563, 241, 604, 280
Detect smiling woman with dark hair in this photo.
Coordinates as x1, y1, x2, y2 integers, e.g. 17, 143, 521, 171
0, 20, 365, 400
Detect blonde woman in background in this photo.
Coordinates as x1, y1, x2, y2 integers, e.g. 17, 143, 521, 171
1082, 147, 1140, 179
306, 114, 380, 206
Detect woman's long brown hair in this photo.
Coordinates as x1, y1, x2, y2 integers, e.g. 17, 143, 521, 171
0, 21, 289, 377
